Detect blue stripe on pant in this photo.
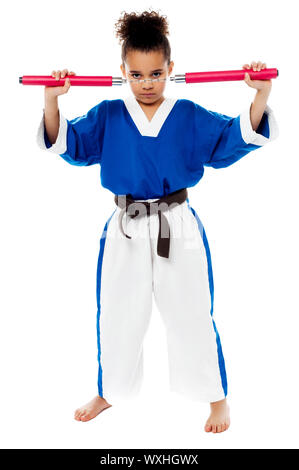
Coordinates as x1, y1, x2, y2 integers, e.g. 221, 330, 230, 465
96, 209, 116, 398
186, 197, 228, 397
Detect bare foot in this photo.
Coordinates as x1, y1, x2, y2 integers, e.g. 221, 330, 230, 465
74, 395, 112, 422
204, 398, 230, 433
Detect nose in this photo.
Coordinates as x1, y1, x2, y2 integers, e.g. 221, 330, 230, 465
141, 79, 154, 90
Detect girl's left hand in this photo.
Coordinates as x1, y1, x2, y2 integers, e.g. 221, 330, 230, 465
243, 61, 272, 93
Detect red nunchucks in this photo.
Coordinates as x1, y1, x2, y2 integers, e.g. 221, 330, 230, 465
19, 68, 278, 86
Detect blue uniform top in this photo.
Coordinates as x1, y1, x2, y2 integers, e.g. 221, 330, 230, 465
36, 95, 278, 199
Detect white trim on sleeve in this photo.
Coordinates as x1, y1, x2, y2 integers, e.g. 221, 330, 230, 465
239, 104, 279, 146
36, 108, 68, 154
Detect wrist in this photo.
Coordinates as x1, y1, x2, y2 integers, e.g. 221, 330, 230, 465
44, 92, 58, 104
44, 96, 59, 113
256, 87, 271, 97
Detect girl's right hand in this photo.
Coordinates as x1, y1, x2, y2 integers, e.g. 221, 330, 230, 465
45, 69, 76, 98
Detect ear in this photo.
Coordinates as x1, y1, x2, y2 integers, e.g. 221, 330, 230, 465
168, 61, 174, 75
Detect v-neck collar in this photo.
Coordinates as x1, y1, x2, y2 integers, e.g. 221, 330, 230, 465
123, 95, 178, 137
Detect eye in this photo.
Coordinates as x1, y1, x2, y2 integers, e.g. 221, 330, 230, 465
131, 72, 162, 79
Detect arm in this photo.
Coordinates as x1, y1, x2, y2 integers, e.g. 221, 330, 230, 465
44, 96, 60, 144
244, 60, 273, 132
37, 68, 72, 156
201, 60, 278, 169
249, 89, 271, 131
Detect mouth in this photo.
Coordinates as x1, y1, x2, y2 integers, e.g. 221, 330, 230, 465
140, 93, 155, 96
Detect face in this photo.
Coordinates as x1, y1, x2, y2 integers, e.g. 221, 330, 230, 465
120, 49, 174, 105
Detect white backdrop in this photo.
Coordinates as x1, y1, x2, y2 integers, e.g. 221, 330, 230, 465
1, 0, 297, 449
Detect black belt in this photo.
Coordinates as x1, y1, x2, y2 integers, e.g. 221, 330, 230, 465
114, 188, 188, 259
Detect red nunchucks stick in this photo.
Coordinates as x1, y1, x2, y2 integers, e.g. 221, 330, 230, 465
19, 68, 278, 86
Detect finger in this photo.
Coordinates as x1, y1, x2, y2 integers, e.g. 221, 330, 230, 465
244, 72, 252, 84
56, 70, 61, 80
69, 71, 76, 75
243, 64, 250, 69
256, 61, 263, 71
252, 61, 258, 71
64, 77, 71, 87
61, 68, 69, 78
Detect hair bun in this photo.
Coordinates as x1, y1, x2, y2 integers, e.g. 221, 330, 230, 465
115, 9, 169, 43
114, 9, 171, 66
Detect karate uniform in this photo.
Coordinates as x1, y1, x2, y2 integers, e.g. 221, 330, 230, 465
36, 95, 278, 402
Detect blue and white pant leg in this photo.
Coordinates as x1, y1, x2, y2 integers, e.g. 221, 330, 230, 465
151, 198, 227, 402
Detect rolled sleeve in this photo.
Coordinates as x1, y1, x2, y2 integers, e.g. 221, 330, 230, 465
35, 100, 107, 166
201, 103, 279, 169
239, 104, 279, 146
36, 108, 68, 154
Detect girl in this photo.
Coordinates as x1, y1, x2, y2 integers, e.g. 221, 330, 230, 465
36, 9, 278, 433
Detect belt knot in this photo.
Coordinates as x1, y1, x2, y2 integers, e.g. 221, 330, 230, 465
114, 188, 188, 259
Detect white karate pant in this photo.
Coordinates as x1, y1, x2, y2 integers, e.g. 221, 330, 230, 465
96, 197, 227, 403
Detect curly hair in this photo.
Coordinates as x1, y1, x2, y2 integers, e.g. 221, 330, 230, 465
114, 9, 171, 65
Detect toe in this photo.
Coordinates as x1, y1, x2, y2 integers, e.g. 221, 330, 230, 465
81, 412, 92, 422
78, 410, 86, 420
212, 425, 217, 433
204, 423, 212, 432
216, 425, 222, 433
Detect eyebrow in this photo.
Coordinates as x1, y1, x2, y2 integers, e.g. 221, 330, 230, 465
129, 68, 164, 73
